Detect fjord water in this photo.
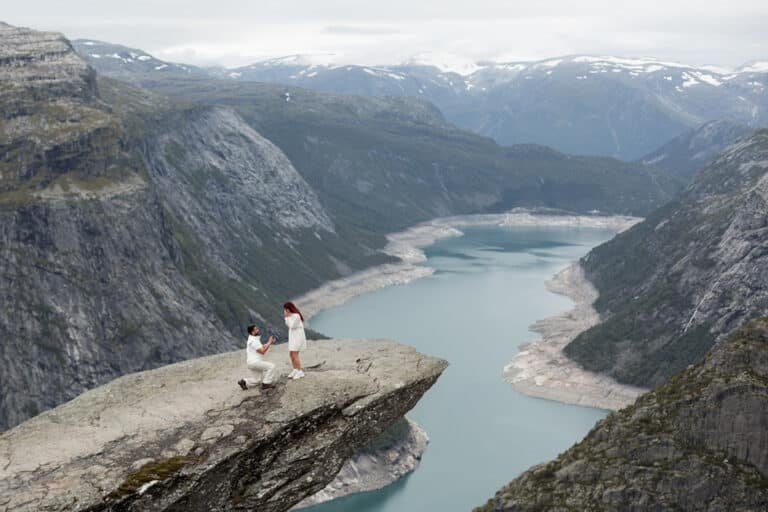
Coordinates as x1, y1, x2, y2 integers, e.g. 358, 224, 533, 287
305, 225, 617, 512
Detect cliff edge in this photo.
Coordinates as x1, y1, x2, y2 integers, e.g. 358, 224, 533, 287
0, 340, 447, 512
478, 317, 768, 511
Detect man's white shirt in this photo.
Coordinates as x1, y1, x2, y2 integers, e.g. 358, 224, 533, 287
246, 335, 265, 363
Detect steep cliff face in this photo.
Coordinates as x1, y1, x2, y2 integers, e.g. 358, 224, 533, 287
0, 23, 234, 429
0, 23, 388, 430
0, 190, 236, 429
479, 318, 768, 512
0, 340, 447, 512
0, 22, 124, 196
146, 79, 680, 229
639, 120, 752, 181
565, 130, 768, 387
292, 417, 429, 509
137, 103, 389, 332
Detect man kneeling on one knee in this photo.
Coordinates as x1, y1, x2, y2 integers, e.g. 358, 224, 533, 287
238, 324, 277, 390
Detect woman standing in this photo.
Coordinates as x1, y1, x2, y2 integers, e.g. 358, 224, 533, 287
284, 301, 307, 380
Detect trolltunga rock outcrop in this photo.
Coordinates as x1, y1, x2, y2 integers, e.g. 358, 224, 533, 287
0, 339, 447, 512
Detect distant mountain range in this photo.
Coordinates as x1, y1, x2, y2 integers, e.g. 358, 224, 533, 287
1, 23, 677, 430
73, 39, 768, 160
638, 120, 753, 181
8, 22, 768, 512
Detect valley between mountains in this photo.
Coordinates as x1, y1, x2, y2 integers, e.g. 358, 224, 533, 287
1, 16, 768, 512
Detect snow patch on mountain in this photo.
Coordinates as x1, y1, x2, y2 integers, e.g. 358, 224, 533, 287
739, 61, 768, 73
256, 53, 339, 67
403, 52, 481, 75
363, 67, 406, 80
536, 58, 563, 69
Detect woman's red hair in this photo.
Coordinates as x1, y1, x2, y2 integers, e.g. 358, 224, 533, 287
283, 301, 304, 322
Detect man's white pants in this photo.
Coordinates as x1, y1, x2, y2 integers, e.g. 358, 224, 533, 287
245, 360, 277, 385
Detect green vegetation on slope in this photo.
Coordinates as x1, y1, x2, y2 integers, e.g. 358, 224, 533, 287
565, 129, 768, 388
140, 78, 682, 233
479, 317, 768, 511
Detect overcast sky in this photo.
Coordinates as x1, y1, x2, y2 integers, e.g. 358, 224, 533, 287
5, 1, 768, 70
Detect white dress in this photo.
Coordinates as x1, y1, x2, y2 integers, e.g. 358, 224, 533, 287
286, 313, 307, 351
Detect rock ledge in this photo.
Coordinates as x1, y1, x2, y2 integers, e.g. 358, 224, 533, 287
0, 340, 447, 512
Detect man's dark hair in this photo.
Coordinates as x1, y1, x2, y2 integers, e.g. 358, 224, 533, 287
247, 324, 259, 335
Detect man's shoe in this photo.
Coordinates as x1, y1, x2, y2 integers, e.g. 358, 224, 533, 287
237, 379, 248, 390
261, 383, 275, 390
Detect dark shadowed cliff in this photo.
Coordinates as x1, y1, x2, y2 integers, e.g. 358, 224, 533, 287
480, 317, 768, 512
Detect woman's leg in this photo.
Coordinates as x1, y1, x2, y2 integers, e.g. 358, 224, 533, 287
289, 351, 301, 369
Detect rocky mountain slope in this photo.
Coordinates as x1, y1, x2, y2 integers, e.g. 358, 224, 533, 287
0, 21, 680, 432
125, 78, 680, 227
293, 417, 428, 509
0, 23, 387, 430
0, 22, 231, 429
478, 317, 768, 512
564, 129, 768, 388
639, 120, 752, 181
129, 98, 385, 331
0, 339, 447, 512
68, 39, 211, 84
73, 41, 768, 159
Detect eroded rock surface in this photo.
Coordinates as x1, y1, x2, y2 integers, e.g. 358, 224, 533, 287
0, 340, 447, 512
293, 417, 428, 509
479, 318, 768, 512
567, 130, 768, 388
0, 21, 387, 431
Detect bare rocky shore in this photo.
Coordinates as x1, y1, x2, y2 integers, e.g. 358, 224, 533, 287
290, 211, 643, 507
503, 263, 648, 411
297, 210, 640, 321
293, 418, 428, 509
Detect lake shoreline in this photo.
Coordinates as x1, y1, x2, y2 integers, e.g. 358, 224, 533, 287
503, 263, 648, 411
293, 210, 643, 508
296, 210, 640, 321
296, 213, 639, 510
293, 418, 428, 510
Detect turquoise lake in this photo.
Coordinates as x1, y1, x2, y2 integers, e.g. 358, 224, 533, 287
305, 225, 618, 511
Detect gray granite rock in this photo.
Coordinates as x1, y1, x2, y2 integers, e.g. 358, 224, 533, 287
0, 339, 447, 512
292, 417, 429, 509
478, 317, 768, 512
0, 21, 383, 431
566, 129, 768, 388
